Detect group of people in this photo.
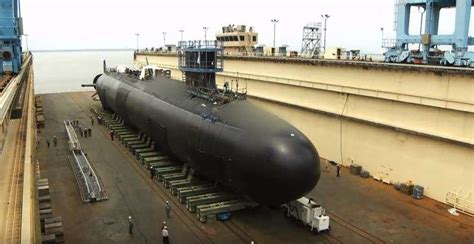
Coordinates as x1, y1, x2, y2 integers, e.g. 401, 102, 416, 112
128, 200, 172, 243
44, 116, 98, 148
45, 136, 57, 148
78, 126, 92, 138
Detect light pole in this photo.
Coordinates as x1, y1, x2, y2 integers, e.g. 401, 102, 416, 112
135, 33, 139, 51
24, 34, 29, 51
418, 6, 425, 51
321, 14, 330, 53
162, 32, 167, 47
380, 27, 384, 48
271, 19, 279, 51
203, 27, 208, 41
179, 29, 184, 42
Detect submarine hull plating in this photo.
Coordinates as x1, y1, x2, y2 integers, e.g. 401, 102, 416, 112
95, 72, 321, 205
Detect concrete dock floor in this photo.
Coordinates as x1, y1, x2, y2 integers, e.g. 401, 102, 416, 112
36, 91, 474, 244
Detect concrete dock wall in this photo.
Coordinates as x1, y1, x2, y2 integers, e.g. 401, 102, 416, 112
21, 60, 37, 243
135, 53, 473, 204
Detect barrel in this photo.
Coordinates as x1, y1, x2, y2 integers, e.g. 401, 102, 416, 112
412, 185, 424, 199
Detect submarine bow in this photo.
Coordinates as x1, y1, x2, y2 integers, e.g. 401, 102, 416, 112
95, 72, 321, 205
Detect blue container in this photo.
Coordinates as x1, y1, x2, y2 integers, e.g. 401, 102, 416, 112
412, 185, 424, 199
216, 212, 231, 221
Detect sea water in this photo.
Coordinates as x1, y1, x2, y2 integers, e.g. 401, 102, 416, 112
33, 50, 133, 94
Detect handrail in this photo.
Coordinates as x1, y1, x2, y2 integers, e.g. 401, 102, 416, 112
80, 150, 102, 193
64, 120, 103, 196
446, 188, 473, 217
72, 150, 91, 195
139, 62, 473, 110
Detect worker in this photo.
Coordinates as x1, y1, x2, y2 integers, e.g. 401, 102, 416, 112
161, 221, 167, 230
110, 129, 114, 141
53, 136, 57, 147
79, 126, 83, 137
98, 115, 103, 125
223, 81, 229, 93
90, 191, 96, 202
336, 164, 341, 177
46, 137, 50, 148
84, 128, 88, 138
88, 128, 92, 137
165, 201, 171, 219
162, 226, 169, 244
90, 115, 94, 126
128, 216, 134, 235
150, 167, 155, 179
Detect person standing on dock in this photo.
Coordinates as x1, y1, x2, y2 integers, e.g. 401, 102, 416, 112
84, 128, 88, 138
110, 129, 114, 141
46, 137, 50, 148
150, 167, 156, 179
336, 164, 341, 177
88, 128, 92, 137
128, 216, 134, 235
165, 201, 171, 219
53, 136, 57, 147
90, 115, 94, 126
161, 221, 167, 230
162, 225, 170, 244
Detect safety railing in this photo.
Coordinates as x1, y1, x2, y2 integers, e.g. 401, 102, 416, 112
446, 188, 473, 217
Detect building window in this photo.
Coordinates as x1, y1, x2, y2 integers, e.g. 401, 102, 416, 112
233, 36, 238, 41
253, 36, 257, 42
240, 35, 245, 41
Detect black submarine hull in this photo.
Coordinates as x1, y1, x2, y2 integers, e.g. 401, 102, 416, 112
95, 72, 321, 205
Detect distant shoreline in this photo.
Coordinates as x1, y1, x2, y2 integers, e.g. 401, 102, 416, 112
31, 48, 134, 53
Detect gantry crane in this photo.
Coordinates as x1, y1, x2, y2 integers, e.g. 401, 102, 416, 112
384, 0, 474, 67
0, 0, 22, 73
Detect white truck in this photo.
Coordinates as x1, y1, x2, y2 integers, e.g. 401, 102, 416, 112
282, 197, 330, 233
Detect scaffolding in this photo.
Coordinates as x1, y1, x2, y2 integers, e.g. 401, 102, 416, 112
300, 22, 322, 58
178, 40, 224, 89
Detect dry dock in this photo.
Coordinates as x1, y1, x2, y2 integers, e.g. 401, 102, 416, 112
136, 53, 474, 206
35, 91, 473, 243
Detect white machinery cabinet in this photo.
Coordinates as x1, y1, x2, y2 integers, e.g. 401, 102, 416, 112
283, 197, 330, 233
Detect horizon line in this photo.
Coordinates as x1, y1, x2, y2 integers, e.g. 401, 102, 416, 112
31, 48, 135, 52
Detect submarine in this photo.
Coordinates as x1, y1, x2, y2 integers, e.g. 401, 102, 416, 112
90, 41, 321, 205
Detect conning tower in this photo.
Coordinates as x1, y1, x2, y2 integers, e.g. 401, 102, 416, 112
178, 40, 223, 89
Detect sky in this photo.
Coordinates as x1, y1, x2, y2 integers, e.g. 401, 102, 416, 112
21, 0, 473, 54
